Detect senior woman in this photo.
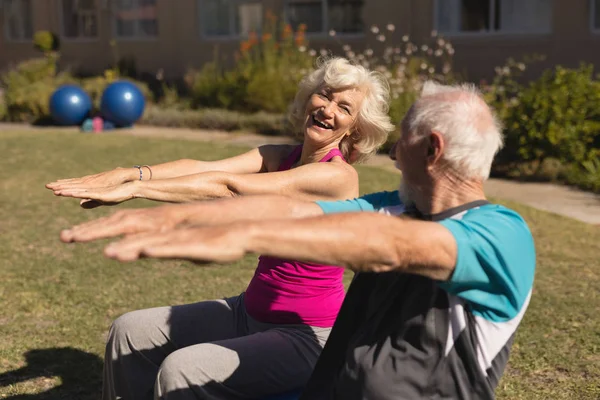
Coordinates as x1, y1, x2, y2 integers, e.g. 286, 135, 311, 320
48, 57, 394, 400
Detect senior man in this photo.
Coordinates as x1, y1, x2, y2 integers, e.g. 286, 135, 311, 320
61, 81, 536, 399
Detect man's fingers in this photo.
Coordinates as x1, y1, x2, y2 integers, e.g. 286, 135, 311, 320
60, 213, 141, 243
139, 244, 207, 261
104, 232, 173, 260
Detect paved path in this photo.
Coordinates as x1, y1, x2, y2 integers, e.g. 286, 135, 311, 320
3, 123, 599, 225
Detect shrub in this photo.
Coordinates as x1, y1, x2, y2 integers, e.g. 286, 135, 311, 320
0, 90, 6, 121
498, 64, 600, 169
186, 12, 313, 114
1, 55, 77, 122
33, 30, 60, 53
565, 159, 600, 193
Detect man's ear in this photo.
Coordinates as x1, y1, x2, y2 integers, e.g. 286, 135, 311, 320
427, 131, 444, 168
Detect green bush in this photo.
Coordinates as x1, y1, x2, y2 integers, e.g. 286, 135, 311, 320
1, 57, 153, 122
33, 31, 60, 53
1, 55, 77, 122
498, 64, 600, 168
186, 13, 313, 114
0, 89, 6, 121
565, 159, 600, 193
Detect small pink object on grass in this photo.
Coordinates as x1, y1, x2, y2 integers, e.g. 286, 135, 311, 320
92, 117, 103, 133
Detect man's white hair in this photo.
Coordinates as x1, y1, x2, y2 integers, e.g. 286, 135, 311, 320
405, 81, 504, 180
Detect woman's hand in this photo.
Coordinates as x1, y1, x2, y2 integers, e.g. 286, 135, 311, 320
52, 182, 138, 208
46, 167, 138, 192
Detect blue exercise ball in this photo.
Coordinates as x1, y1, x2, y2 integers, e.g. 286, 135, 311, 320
49, 85, 92, 126
100, 80, 146, 127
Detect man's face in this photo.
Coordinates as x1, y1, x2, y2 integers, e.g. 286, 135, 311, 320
389, 111, 431, 206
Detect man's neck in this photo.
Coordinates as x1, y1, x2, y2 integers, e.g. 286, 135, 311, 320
413, 175, 487, 216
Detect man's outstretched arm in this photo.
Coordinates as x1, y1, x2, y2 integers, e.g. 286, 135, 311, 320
60, 195, 324, 243
104, 211, 457, 281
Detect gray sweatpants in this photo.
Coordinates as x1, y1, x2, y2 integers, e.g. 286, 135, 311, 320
102, 293, 331, 400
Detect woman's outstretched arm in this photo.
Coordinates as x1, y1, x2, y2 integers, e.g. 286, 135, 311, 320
52, 160, 358, 205
46, 145, 286, 191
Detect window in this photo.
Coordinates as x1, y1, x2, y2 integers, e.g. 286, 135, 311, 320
592, 0, 600, 31
435, 0, 552, 35
62, 0, 98, 39
200, 0, 263, 38
286, 0, 364, 34
113, 0, 158, 38
3, 0, 33, 41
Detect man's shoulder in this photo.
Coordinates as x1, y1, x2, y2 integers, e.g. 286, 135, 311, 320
446, 203, 529, 228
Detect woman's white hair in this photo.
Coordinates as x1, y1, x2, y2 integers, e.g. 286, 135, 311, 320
289, 57, 395, 164
406, 81, 504, 180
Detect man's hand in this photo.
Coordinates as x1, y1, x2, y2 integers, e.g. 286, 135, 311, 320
60, 206, 181, 243
103, 225, 248, 263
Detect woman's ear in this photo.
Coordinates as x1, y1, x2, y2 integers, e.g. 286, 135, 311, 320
349, 145, 360, 163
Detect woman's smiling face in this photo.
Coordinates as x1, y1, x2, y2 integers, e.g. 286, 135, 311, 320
303, 86, 365, 145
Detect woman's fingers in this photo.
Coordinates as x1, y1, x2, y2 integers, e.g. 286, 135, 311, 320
48, 181, 103, 191
53, 188, 93, 199
46, 176, 92, 189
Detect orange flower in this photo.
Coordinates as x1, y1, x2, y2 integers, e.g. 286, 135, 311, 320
282, 23, 293, 39
248, 31, 258, 45
295, 31, 305, 46
297, 23, 307, 32
240, 40, 252, 53
265, 9, 276, 22
262, 33, 272, 42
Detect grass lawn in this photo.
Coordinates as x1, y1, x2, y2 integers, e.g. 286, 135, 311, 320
0, 129, 599, 399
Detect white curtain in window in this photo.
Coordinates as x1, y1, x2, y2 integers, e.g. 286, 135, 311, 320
499, 0, 552, 32
237, 3, 262, 35
436, 0, 462, 33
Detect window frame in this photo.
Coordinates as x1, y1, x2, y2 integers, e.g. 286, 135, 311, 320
591, 0, 600, 33
3, 0, 33, 42
111, 0, 159, 41
433, 0, 553, 37
198, 0, 264, 40
59, 0, 100, 42
284, 0, 365, 38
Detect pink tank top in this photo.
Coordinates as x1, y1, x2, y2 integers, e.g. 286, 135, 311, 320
243, 145, 347, 328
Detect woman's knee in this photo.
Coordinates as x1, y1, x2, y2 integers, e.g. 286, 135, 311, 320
108, 308, 167, 350
157, 344, 239, 391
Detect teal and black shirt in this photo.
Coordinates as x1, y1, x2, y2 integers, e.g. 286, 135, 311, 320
300, 191, 536, 400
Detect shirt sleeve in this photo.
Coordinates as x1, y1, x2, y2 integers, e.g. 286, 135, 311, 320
438, 205, 536, 322
315, 190, 402, 214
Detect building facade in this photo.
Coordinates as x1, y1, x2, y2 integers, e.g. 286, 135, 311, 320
0, 0, 599, 82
